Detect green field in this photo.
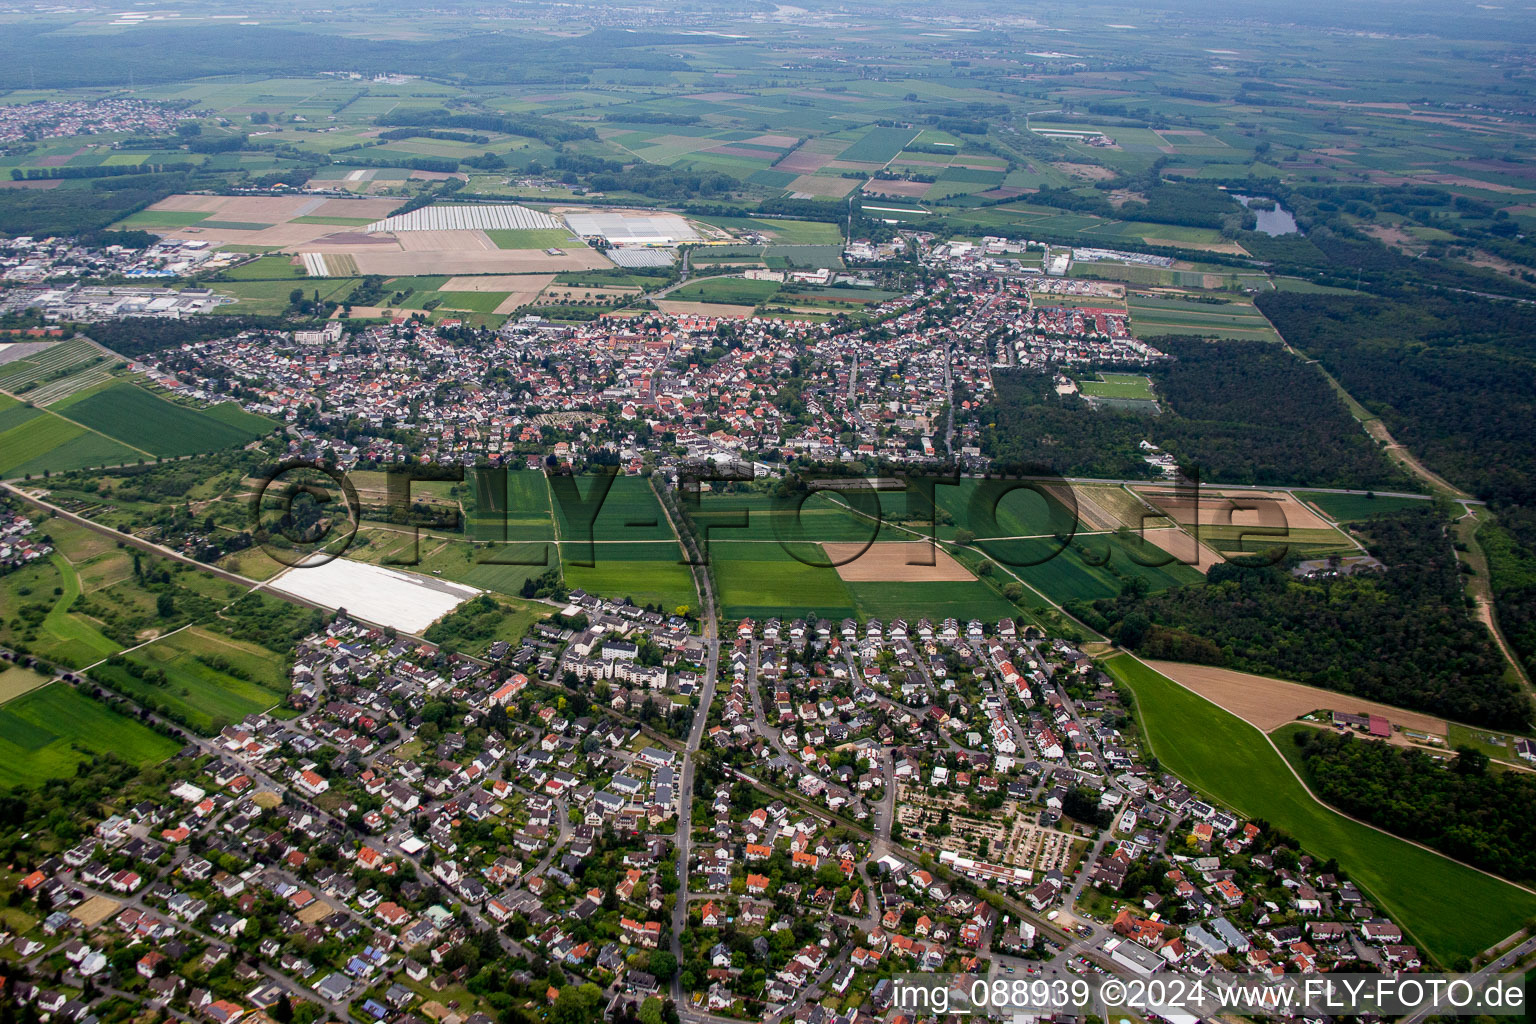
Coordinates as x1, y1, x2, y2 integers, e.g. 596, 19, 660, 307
60, 382, 270, 457
689, 489, 886, 545
560, 541, 698, 612
696, 217, 846, 245
0, 683, 179, 788
1078, 373, 1156, 400
552, 474, 676, 544
709, 541, 857, 620
1294, 491, 1434, 523
468, 467, 558, 542
838, 127, 919, 163
486, 228, 582, 249
93, 627, 290, 734
847, 579, 1019, 622
666, 277, 782, 305
114, 209, 212, 229
983, 535, 1204, 604
0, 411, 143, 478
436, 290, 512, 313
1106, 655, 1536, 965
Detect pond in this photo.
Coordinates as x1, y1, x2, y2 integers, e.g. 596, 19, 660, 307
1233, 194, 1300, 236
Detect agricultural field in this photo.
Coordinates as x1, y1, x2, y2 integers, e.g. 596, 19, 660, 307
560, 541, 698, 613
1295, 491, 1435, 523
60, 382, 274, 458
0, 683, 180, 789
708, 541, 857, 622
984, 535, 1205, 604
92, 627, 292, 734
0, 665, 53, 703
551, 474, 676, 545
1106, 654, 1536, 966
664, 276, 782, 306
1127, 294, 1283, 342
0, 408, 143, 479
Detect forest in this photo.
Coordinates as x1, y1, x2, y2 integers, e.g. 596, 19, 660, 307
983, 339, 1403, 488
1257, 291, 1536, 682
1290, 728, 1536, 885
1074, 506, 1531, 729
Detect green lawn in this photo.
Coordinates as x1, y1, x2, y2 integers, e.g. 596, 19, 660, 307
59, 382, 269, 457
0, 683, 179, 788
1106, 654, 1536, 966
1078, 374, 1155, 400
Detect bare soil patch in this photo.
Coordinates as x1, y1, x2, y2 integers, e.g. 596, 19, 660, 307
774, 148, 836, 174
71, 895, 122, 928
1140, 527, 1225, 574
863, 179, 931, 198
1135, 487, 1332, 531
825, 541, 975, 582
787, 174, 857, 197
441, 274, 556, 292
1143, 659, 1449, 739
1053, 162, 1117, 181
743, 134, 801, 148
654, 300, 756, 318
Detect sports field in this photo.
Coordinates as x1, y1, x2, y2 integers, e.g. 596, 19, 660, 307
0, 683, 179, 789
1076, 373, 1155, 400
1106, 654, 1536, 965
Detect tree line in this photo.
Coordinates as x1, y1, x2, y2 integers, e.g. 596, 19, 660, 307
1075, 506, 1531, 729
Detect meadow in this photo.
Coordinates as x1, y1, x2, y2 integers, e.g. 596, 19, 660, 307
1106, 654, 1536, 965
0, 552, 122, 668
94, 627, 290, 734
0, 683, 179, 789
